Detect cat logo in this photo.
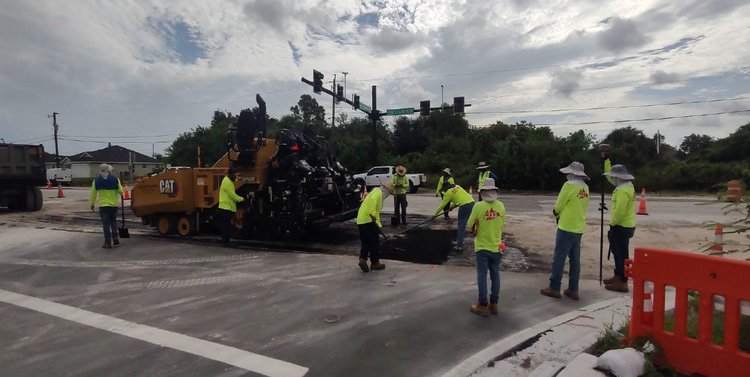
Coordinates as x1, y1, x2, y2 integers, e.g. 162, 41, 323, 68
159, 179, 178, 197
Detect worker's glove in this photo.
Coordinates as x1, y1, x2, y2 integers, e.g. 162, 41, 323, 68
90, 205, 95, 212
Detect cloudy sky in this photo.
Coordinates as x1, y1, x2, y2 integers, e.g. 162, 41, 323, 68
2, 0, 749, 157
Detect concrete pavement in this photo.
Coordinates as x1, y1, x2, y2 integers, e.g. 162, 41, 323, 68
0, 227, 620, 377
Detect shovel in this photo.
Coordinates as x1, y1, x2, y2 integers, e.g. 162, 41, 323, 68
380, 213, 441, 251
118, 195, 130, 238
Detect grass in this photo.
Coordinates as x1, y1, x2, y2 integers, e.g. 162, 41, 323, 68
663, 293, 750, 352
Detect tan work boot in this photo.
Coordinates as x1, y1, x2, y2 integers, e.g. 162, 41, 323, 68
603, 275, 618, 285
371, 262, 386, 270
540, 287, 561, 299
358, 258, 370, 272
605, 280, 629, 293
489, 303, 499, 315
102, 241, 112, 249
470, 303, 490, 317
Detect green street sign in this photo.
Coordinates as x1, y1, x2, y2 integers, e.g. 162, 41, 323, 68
358, 103, 372, 112
385, 107, 414, 116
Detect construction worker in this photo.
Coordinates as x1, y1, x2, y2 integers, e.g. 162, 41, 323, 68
434, 181, 475, 251
357, 182, 394, 272
602, 154, 636, 293
540, 162, 590, 301
219, 167, 244, 247
391, 165, 409, 226
476, 162, 498, 196
467, 178, 506, 317
436, 168, 455, 219
89, 163, 123, 249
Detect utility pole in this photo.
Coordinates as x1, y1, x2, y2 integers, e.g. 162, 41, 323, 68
48, 112, 60, 168
331, 74, 336, 129
341, 71, 348, 100
441, 85, 444, 112
371, 85, 378, 165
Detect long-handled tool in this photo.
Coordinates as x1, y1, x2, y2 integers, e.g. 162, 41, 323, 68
118, 195, 130, 238
381, 213, 441, 250
597, 144, 610, 285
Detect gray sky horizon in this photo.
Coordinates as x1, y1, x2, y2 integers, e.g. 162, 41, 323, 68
1, 0, 749, 157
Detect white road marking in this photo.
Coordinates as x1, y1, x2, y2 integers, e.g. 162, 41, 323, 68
0, 288, 308, 377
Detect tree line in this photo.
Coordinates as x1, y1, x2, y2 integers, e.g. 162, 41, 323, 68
166, 95, 750, 193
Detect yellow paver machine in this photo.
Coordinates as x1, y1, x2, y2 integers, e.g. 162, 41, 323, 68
131, 95, 361, 238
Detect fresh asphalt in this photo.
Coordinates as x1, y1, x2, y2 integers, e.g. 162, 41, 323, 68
0, 227, 621, 377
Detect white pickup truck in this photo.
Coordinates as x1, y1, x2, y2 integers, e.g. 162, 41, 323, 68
353, 166, 427, 193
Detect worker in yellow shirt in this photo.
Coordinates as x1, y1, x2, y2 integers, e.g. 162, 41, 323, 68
434, 181, 475, 251
541, 162, 590, 301
476, 161, 498, 196
89, 163, 123, 249
602, 153, 636, 293
218, 167, 244, 247
356, 181, 394, 272
467, 178, 506, 317
391, 165, 409, 226
436, 168, 455, 219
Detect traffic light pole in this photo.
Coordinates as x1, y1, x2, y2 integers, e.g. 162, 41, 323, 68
371, 85, 378, 166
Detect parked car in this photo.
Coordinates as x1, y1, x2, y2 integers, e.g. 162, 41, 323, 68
353, 166, 427, 193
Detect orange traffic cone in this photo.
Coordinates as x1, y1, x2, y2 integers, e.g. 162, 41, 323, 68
123, 186, 131, 200
637, 187, 649, 215
710, 224, 724, 252
56, 184, 65, 198
47, 180, 52, 189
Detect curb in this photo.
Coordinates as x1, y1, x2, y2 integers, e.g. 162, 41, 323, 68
439, 296, 629, 377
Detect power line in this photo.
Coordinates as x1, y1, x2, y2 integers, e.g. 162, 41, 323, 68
60, 133, 177, 139
517, 109, 750, 126
470, 96, 749, 115
57, 137, 172, 144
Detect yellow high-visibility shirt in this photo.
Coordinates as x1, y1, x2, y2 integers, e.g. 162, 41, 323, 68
467, 200, 506, 252
356, 188, 384, 227
436, 176, 455, 194
434, 185, 474, 216
391, 175, 409, 195
89, 177, 123, 208
554, 181, 590, 234
219, 176, 244, 212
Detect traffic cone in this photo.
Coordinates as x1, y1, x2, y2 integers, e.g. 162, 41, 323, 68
46, 180, 52, 189
637, 187, 649, 215
123, 186, 131, 200
56, 184, 65, 198
710, 224, 724, 252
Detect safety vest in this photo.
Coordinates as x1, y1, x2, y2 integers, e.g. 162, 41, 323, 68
478, 171, 491, 188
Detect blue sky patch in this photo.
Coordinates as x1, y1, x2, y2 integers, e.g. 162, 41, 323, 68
153, 18, 207, 64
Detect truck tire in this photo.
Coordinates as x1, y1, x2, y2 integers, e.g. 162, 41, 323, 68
32, 186, 43, 211
20, 187, 35, 212
156, 215, 176, 235
408, 181, 418, 194
176, 215, 195, 237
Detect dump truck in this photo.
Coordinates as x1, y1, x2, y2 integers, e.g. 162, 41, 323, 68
0, 143, 46, 211
131, 95, 361, 238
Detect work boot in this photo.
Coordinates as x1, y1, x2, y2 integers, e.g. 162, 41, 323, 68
451, 245, 463, 252
605, 280, 629, 293
489, 303, 499, 315
401, 217, 407, 226
540, 287, 561, 299
370, 261, 386, 270
564, 289, 580, 301
358, 258, 370, 272
470, 303, 490, 317
112, 237, 120, 247
102, 240, 112, 249
603, 275, 618, 285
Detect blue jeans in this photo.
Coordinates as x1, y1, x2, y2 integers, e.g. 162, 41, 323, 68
99, 206, 118, 242
456, 202, 475, 248
476, 250, 501, 305
548, 229, 582, 292
609, 226, 635, 282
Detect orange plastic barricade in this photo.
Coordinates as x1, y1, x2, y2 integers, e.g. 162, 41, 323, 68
626, 248, 750, 377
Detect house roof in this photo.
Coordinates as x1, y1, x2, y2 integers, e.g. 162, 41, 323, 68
68, 145, 158, 163
42, 151, 69, 163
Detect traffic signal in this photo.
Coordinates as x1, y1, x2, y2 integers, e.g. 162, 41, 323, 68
454, 96, 465, 113
420, 100, 430, 116
353, 94, 360, 109
313, 70, 324, 93
337, 84, 344, 101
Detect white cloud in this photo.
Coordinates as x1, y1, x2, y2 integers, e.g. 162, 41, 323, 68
1, 0, 749, 156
